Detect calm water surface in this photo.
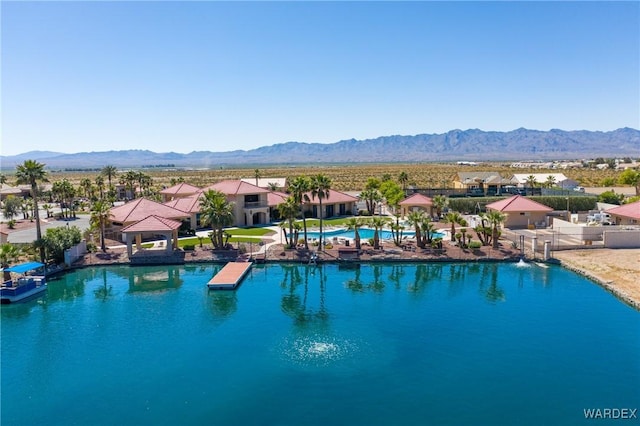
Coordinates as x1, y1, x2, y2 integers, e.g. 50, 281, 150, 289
1, 262, 638, 426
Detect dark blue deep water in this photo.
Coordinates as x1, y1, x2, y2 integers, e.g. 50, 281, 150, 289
2, 263, 638, 425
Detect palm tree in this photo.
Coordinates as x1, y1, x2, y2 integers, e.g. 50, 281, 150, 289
359, 187, 382, 215
545, 175, 556, 189
525, 175, 537, 196
432, 195, 448, 218
199, 189, 235, 249
15, 160, 48, 262
90, 200, 111, 252
101, 165, 118, 189
1, 243, 21, 282
94, 175, 105, 200
345, 217, 364, 249
122, 171, 139, 199
310, 174, 331, 249
444, 211, 467, 242
80, 178, 93, 198
406, 210, 426, 248
0, 174, 7, 186
486, 210, 507, 249
370, 216, 390, 250
398, 171, 409, 192
254, 169, 261, 187
288, 176, 311, 249
278, 196, 299, 249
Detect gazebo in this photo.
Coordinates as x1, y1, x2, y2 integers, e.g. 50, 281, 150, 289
121, 215, 183, 258
399, 193, 434, 218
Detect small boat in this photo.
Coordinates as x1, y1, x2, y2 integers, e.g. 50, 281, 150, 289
1, 262, 47, 304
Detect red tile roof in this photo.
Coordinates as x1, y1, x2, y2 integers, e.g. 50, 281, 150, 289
303, 190, 358, 205
485, 195, 553, 212
121, 215, 183, 233
159, 183, 201, 196
606, 200, 640, 220
164, 194, 202, 213
399, 193, 433, 206
268, 191, 289, 207
109, 198, 189, 224
202, 180, 269, 195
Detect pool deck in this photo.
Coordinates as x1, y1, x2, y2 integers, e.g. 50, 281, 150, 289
207, 261, 253, 290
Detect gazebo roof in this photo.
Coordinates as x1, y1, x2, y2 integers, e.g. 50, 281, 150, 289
486, 195, 553, 212
110, 198, 189, 224
121, 215, 183, 233
606, 200, 640, 220
399, 193, 433, 206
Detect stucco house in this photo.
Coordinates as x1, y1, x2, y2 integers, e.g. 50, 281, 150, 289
511, 173, 579, 190
485, 195, 553, 229
301, 190, 358, 219
606, 201, 640, 225
202, 180, 271, 226
453, 172, 515, 195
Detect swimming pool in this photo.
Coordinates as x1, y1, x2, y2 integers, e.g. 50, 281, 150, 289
1, 263, 638, 425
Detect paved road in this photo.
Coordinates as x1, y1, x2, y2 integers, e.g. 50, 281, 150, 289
7, 216, 91, 244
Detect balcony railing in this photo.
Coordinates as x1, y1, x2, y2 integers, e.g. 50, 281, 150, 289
244, 201, 268, 209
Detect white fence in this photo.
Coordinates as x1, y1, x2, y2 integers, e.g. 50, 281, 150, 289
64, 240, 87, 266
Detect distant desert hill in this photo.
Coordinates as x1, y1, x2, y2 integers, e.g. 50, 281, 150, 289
2, 128, 638, 169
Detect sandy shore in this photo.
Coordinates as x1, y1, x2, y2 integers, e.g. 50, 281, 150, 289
552, 249, 640, 310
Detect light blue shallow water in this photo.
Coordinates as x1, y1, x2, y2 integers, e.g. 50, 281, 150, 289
1, 263, 638, 426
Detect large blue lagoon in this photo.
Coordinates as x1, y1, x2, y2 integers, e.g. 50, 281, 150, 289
2, 263, 638, 425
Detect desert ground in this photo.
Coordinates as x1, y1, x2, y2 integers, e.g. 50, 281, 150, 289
552, 249, 640, 309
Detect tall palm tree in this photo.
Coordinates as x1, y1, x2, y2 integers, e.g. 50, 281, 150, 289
90, 200, 111, 252
359, 187, 382, 215
122, 170, 138, 199
310, 174, 331, 249
370, 216, 390, 250
486, 210, 507, 249
278, 196, 299, 249
525, 175, 537, 196
80, 178, 92, 198
94, 175, 105, 200
199, 189, 235, 249
288, 176, 311, 249
444, 211, 467, 242
345, 217, 364, 249
254, 169, 261, 187
101, 165, 118, 189
398, 171, 409, 192
545, 175, 556, 189
406, 210, 426, 248
15, 160, 48, 262
432, 195, 448, 218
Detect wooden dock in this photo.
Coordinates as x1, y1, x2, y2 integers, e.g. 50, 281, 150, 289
207, 262, 252, 290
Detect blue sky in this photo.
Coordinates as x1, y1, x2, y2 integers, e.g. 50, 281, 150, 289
2, 1, 638, 156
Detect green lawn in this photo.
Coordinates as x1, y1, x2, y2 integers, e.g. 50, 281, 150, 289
225, 227, 275, 236
302, 217, 357, 227
177, 236, 262, 248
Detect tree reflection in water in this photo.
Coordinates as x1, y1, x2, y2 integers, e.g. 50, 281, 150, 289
94, 268, 113, 301
479, 264, 505, 303
280, 264, 330, 331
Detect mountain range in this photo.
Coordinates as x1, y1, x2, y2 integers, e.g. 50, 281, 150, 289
2, 128, 639, 169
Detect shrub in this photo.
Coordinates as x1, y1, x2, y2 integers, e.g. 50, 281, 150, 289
469, 240, 482, 249
183, 244, 195, 251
